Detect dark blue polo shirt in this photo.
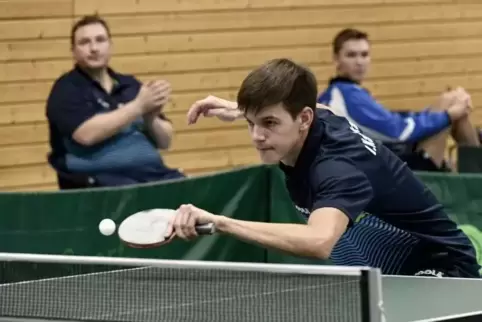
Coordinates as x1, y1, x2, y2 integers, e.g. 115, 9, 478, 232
46, 65, 184, 186
280, 108, 480, 277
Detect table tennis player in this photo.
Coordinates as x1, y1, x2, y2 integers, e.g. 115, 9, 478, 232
172, 58, 480, 278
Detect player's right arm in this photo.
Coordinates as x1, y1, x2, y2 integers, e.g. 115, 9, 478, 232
170, 158, 374, 260
187, 95, 243, 124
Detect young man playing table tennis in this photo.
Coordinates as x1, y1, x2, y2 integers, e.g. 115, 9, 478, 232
170, 58, 480, 278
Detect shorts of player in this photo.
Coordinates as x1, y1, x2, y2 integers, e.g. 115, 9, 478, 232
399, 150, 451, 172
411, 266, 474, 278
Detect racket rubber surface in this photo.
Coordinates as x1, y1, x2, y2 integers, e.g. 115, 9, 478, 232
118, 208, 215, 248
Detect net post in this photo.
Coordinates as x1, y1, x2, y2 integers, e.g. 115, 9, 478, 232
360, 267, 384, 322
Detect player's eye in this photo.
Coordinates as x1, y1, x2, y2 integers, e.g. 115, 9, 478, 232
263, 120, 277, 128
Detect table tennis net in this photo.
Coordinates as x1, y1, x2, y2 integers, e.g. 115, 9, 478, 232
0, 253, 381, 322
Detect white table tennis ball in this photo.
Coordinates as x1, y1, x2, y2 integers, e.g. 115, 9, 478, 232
99, 219, 116, 236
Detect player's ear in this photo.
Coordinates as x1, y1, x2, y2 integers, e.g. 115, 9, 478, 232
298, 107, 313, 131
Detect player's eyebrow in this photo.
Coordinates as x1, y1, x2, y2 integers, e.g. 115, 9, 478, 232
244, 113, 280, 123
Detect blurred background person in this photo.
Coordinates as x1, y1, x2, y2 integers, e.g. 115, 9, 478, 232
318, 28, 480, 172
46, 15, 184, 188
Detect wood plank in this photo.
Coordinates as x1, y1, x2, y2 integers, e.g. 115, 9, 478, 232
112, 30, 482, 59
0, 81, 54, 104
367, 20, 482, 42
0, 103, 46, 125
372, 38, 482, 61
4, 26, 482, 63
4, 45, 482, 84
0, 164, 56, 188
110, 46, 323, 76
1, 27, 323, 61
229, 146, 260, 166
164, 90, 237, 113
0, 0, 73, 19
0, 18, 72, 41
368, 56, 482, 80
103, 6, 482, 37
0, 123, 48, 146
172, 128, 252, 151
118, 54, 482, 83
163, 149, 231, 171
366, 74, 482, 98
0, 38, 70, 62
0, 183, 58, 192
74, 0, 453, 15
0, 60, 71, 82
185, 165, 236, 177
137, 69, 248, 93
0, 144, 49, 167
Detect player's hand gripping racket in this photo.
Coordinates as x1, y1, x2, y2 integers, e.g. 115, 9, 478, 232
118, 208, 216, 248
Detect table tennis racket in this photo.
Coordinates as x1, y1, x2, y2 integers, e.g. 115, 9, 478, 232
118, 208, 216, 248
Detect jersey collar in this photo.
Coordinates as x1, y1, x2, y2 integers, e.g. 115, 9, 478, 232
279, 110, 324, 176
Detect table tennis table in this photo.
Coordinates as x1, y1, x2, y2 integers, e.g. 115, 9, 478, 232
0, 252, 481, 322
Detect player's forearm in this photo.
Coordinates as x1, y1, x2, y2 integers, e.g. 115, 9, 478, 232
144, 116, 173, 149
215, 217, 332, 259
73, 100, 143, 146
220, 98, 245, 119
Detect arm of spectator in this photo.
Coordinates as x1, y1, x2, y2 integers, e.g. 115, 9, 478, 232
46, 79, 145, 147
328, 86, 451, 142
73, 100, 145, 146
143, 111, 173, 150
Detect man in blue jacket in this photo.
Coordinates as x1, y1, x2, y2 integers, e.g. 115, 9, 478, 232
317, 28, 480, 172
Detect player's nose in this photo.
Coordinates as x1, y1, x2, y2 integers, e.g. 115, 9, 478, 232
250, 125, 266, 142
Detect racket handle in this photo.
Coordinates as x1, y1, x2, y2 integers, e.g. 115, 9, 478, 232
195, 223, 216, 235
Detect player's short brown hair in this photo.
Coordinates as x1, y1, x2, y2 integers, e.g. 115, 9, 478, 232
332, 28, 369, 55
70, 14, 111, 47
237, 58, 318, 119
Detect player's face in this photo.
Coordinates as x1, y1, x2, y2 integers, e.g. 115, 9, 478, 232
334, 39, 370, 83
245, 104, 312, 164
72, 23, 111, 70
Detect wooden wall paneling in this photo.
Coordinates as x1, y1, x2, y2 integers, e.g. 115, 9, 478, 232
1, 0, 482, 191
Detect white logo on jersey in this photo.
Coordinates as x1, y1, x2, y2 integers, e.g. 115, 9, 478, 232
295, 205, 310, 216
348, 121, 377, 156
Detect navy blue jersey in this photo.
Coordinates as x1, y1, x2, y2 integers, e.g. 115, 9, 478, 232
279, 108, 480, 277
